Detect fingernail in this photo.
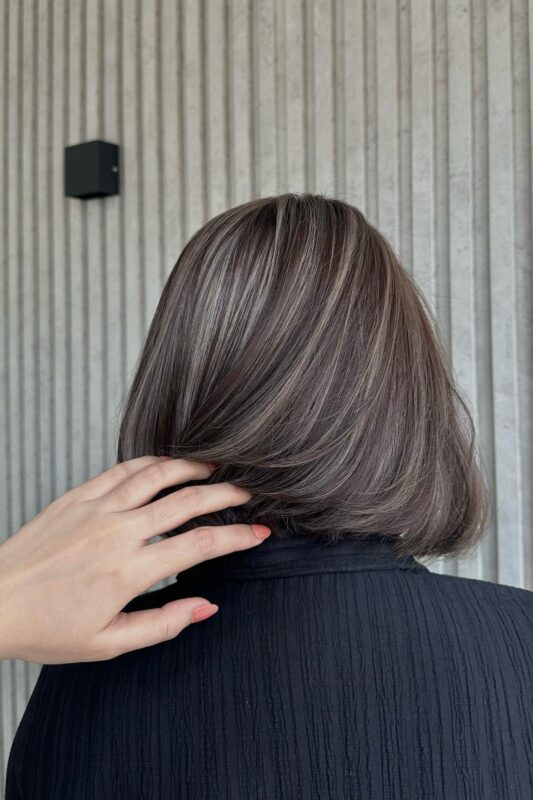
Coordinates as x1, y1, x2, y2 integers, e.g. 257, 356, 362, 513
252, 524, 271, 540
191, 603, 219, 623
159, 455, 173, 461
206, 461, 219, 470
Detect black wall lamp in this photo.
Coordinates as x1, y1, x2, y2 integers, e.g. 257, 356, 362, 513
65, 139, 119, 199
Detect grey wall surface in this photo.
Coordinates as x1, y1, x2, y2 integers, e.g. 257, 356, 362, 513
1, 0, 532, 785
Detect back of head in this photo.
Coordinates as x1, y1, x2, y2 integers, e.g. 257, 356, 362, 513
117, 193, 491, 559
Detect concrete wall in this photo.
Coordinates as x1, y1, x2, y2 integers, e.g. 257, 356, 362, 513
1, 0, 532, 784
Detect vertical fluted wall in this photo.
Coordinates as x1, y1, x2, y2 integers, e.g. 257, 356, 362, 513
1, 0, 532, 784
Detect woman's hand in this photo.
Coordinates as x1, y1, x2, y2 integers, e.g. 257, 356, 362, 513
0, 456, 270, 664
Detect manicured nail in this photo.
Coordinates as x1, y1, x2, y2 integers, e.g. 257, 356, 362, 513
252, 524, 271, 540
191, 603, 219, 623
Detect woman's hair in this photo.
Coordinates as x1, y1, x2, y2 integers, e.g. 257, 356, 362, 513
117, 193, 491, 560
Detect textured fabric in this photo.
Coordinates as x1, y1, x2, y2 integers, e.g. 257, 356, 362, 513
5, 532, 533, 799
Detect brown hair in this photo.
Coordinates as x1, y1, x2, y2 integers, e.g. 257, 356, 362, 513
116, 193, 491, 560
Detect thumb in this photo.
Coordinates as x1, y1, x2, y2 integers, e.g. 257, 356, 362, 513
96, 598, 219, 659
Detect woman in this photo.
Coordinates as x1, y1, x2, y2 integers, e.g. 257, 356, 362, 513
6, 193, 533, 798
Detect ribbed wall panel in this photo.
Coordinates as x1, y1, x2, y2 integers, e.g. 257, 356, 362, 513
1, 0, 532, 785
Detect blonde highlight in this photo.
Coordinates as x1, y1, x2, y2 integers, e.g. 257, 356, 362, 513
117, 193, 491, 560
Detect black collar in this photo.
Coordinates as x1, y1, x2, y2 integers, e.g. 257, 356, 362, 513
175, 531, 430, 588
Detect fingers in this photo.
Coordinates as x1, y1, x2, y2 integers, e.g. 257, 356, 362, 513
130, 481, 252, 541
69, 456, 165, 501
95, 597, 220, 659
137, 523, 271, 589
100, 458, 217, 511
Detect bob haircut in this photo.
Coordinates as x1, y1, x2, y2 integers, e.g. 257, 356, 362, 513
117, 193, 491, 560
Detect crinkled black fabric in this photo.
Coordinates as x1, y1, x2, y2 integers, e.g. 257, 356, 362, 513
5, 532, 533, 799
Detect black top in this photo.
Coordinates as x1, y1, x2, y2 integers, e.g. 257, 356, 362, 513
5, 532, 533, 799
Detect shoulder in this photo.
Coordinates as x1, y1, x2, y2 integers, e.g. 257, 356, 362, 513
421, 569, 533, 606
414, 569, 533, 641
